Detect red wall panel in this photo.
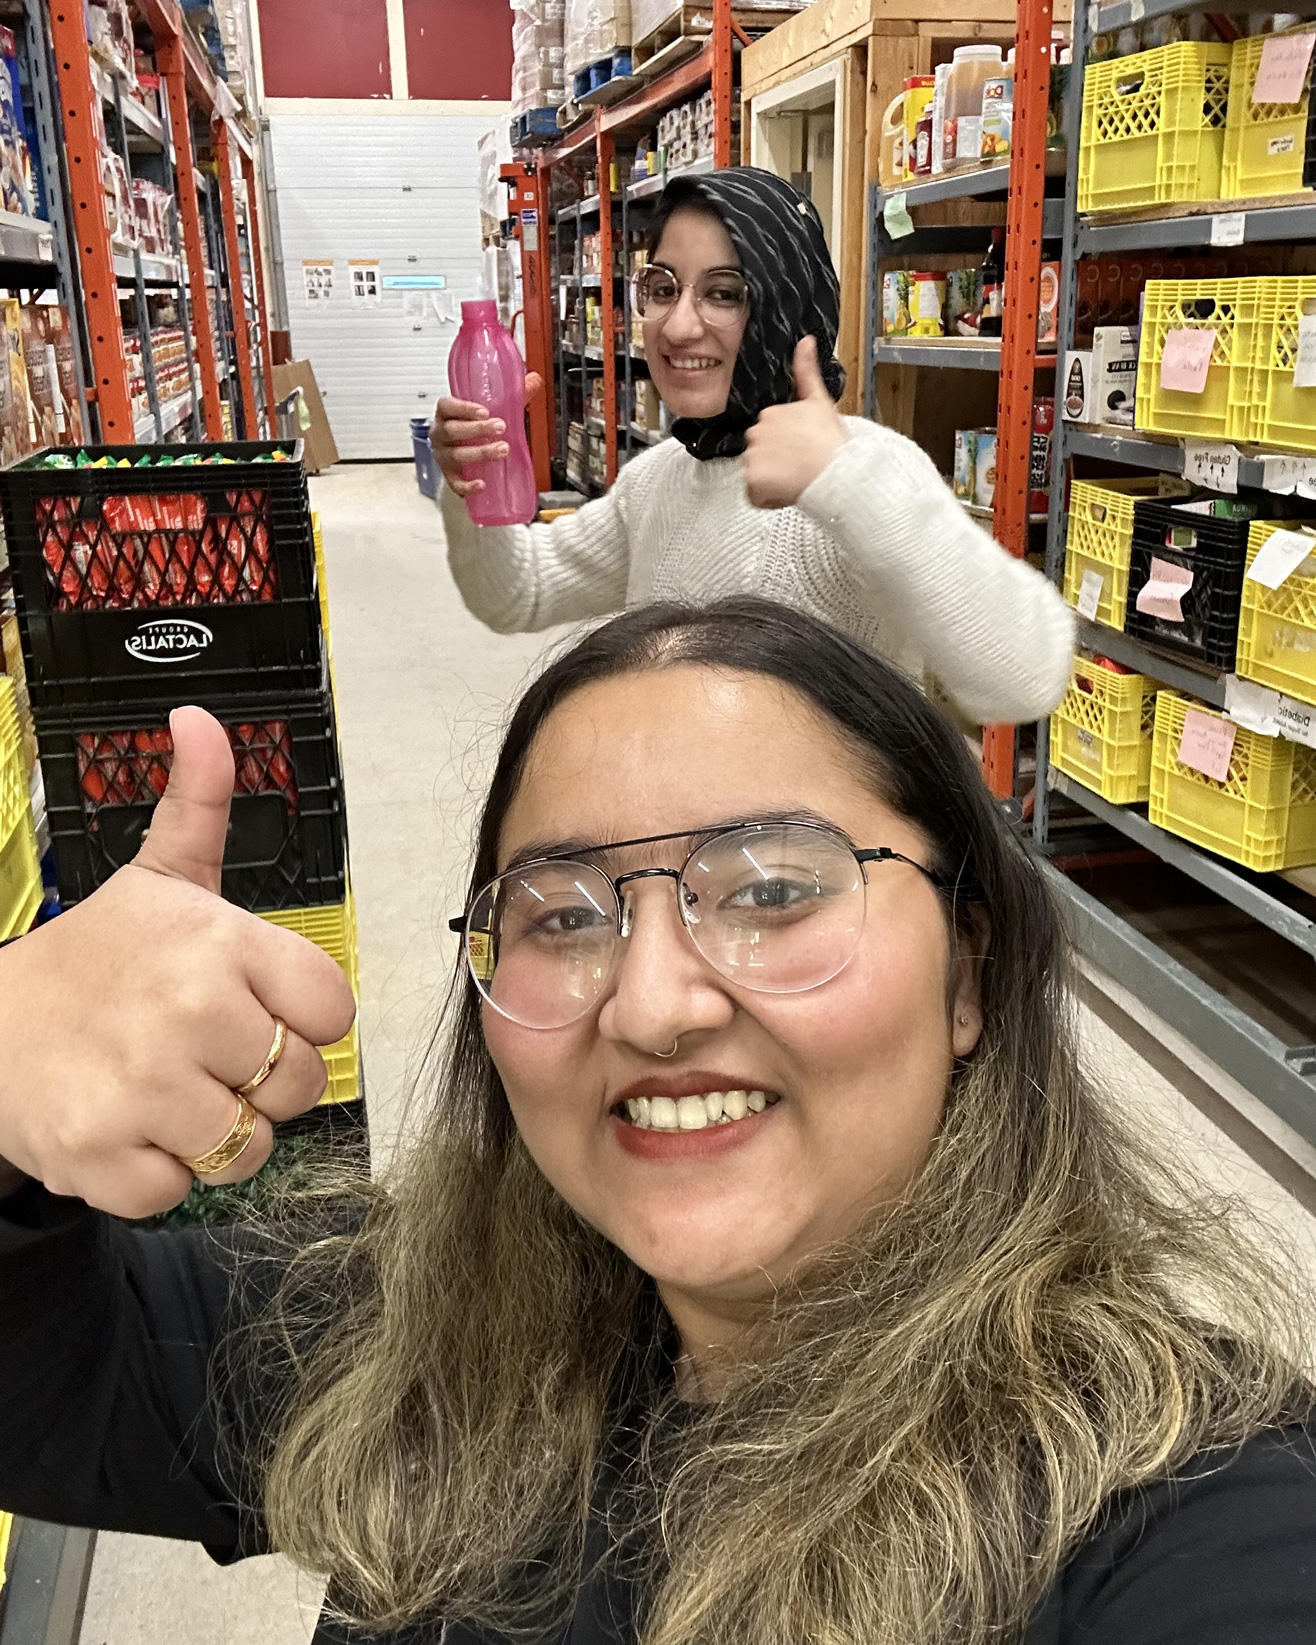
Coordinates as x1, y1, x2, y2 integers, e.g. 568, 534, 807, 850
258, 0, 392, 99
404, 0, 513, 100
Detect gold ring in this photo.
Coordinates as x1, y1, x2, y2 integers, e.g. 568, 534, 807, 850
236, 1019, 288, 1097
182, 1096, 260, 1177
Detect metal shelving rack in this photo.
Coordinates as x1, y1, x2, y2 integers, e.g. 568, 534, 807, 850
1035, 0, 1316, 1141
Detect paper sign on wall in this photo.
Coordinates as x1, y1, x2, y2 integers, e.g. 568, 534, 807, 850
302, 260, 333, 302
1293, 311, 1316, 389
1159, 328, 1216, 393
1245, 527, 1316, 589
1136, 557, 1193, 622
402, 290, 428, 322
1076, 569, 1105, 621
1251, 30, 1315, 105
349, 260, 381, 304
1177, 709, 1236, 783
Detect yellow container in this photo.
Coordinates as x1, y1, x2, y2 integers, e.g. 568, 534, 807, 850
1134, 278, 1258, 443
1063, 476, 1166, 630
1239, 278, 1316, 454
1236, 520, 1316, 707
1221, 28, 1315, 201
1149, 689, 1316, 871
0, 1510, 11, 1594
1078, 43, 1232, 213
259, 894, 362, 1107
1051, 658, 1159, 805
0, 675, 41, 942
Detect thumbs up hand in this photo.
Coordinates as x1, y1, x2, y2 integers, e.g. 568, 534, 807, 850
743, 336, 850, 511
0, 707, 357, 1219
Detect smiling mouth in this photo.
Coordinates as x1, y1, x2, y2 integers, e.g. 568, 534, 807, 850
616, 1089, 781, 1132
665, 355, 723, 373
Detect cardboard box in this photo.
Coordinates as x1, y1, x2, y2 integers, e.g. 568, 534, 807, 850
44, 304, 84, 444
1061, 349, 1093, 422
1090, 325, 1139, 429
19, 306, 58, 449
0, 299, 32, 465
270, 360, 338, 474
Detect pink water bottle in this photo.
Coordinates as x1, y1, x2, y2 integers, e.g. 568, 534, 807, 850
447, 300, 538, 526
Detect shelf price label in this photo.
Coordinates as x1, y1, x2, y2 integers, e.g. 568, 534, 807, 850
1209, 212, 1246, 247
1181, 439, 1240, 494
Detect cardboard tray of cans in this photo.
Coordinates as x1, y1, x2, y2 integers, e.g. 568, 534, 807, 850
38, 686, 347, 911
0, 441, 324, 709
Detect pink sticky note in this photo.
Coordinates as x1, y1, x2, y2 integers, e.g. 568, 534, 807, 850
1251, 31, 1315, 106
1177, 709, 1237, 784
1159, 328, 1216, 394
1136, 557, 1194, 622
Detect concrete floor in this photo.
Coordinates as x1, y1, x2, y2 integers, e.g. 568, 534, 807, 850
76, 463, 1316, 1645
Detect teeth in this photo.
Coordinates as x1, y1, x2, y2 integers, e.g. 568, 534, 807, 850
619, 1089, 778, 1132
669, 357, 718, 371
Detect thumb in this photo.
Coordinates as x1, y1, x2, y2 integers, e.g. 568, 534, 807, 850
526, 370, 544, 402
133, 706, 234, 896
792, 336, 829, 402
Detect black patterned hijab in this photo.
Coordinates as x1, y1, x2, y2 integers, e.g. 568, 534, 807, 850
647, 166, 844, 461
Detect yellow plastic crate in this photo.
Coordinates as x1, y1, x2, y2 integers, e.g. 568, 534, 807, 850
311, 511, 340, 706
1239, 278, 1316, 454
1051, 659, 1159, 804
1079, 43, 1232, 213
1236, 520, 1316, 706
259, 894, 361, 1106
1149, 689, 1316, 871
1221, 28, 1315, 201
0, 675, 41, 942
1063, 477, 1166, 630
0, 1510, 11, 1594
1135, 278, 1259, 443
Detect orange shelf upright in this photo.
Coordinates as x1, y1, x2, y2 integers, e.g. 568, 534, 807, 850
981, 0, 1052, 804
503, 161, 555, 492
239, 148, 277, 436
214, 119, 259, 438
48, 1, 134, 439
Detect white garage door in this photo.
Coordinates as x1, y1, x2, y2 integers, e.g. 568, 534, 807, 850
268, 109, 505, 460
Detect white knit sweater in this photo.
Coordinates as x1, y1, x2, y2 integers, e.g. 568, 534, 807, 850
442, 418, 1075, 725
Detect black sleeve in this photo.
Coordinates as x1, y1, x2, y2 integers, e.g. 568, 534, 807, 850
0, 1180, 277, 1561
1028, 1424, 1316, 1644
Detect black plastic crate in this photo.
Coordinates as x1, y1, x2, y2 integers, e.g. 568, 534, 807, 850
37, 685, 347, 911
0, 441, 324, 710
1124, 501, 1255, 669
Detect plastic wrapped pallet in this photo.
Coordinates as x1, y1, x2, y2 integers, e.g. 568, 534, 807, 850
511, 0, 566, 114
564, 0, 631, 77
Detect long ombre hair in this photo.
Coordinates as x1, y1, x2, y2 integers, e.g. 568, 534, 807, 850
240, 600, 1309, 1645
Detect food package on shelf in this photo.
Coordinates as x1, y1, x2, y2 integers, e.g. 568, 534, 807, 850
19, 307, 59, 448
100, 149, 133, 245
565, 0, 631, 77
132, 179, 174, 258
0, 299, 33, 465
43, 305, 85, 445
87, 0, 136, 84
0, 28, 35, 218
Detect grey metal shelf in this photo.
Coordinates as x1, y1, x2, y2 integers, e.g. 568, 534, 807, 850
625, 154, 714, 203
0, 208, 54, 264
579, 194, 601, 217
581, 273, 603, 288
93, 63, 165, 147
873, 162, 1010, 213
629, 421, 665, 445
876, 339, 1005, 371
113, 246, 182, 285
1074, 618, 1228, 708
1049, 770, 1316, 960
1078, 201, 1316, 254
1034, 0, 1316, 1136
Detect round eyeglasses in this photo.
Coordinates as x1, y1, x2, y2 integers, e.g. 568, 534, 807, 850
632, 265, 750, 329
449, 820, 946, 1030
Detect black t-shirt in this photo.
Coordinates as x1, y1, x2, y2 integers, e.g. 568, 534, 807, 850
2, 1179, 1314, 1644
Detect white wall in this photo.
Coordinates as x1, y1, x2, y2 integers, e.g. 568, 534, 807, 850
267, 105, 508, 459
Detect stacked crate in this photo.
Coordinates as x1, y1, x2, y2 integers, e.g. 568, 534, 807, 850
0, 442, 362, 1114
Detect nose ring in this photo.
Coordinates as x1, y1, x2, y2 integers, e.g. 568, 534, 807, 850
655, 1038, 680, 1059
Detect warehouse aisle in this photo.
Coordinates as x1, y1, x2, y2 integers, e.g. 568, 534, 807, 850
76, 464, 1316, 1645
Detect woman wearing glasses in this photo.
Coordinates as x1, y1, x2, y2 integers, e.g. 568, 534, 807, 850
432, 168, 1074, 726
1, 598, 1312, 1645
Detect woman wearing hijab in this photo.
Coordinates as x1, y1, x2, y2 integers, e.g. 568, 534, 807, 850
432, 167, 1075, 726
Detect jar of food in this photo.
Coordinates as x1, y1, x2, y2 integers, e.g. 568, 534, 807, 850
942, 45, 1004, 173
902, 75, 936, 178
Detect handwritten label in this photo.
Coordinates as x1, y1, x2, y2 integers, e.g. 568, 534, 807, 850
1136, 557, 1193, 622
1182, 439, 1240, 494
1159, 328, 1216, 393
1177, 709, 1236, 783
1259, 453, 1316, 495
1268, 134, 1296, 156
1225, 674, 1281, 736
1076, 568, 1105, 621
1293, 311, 1316, 390
1251, 30, 1315, 105
883, 191, 915, 240
1246, 527, 1316, 590
1210, 212, 1246, 247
